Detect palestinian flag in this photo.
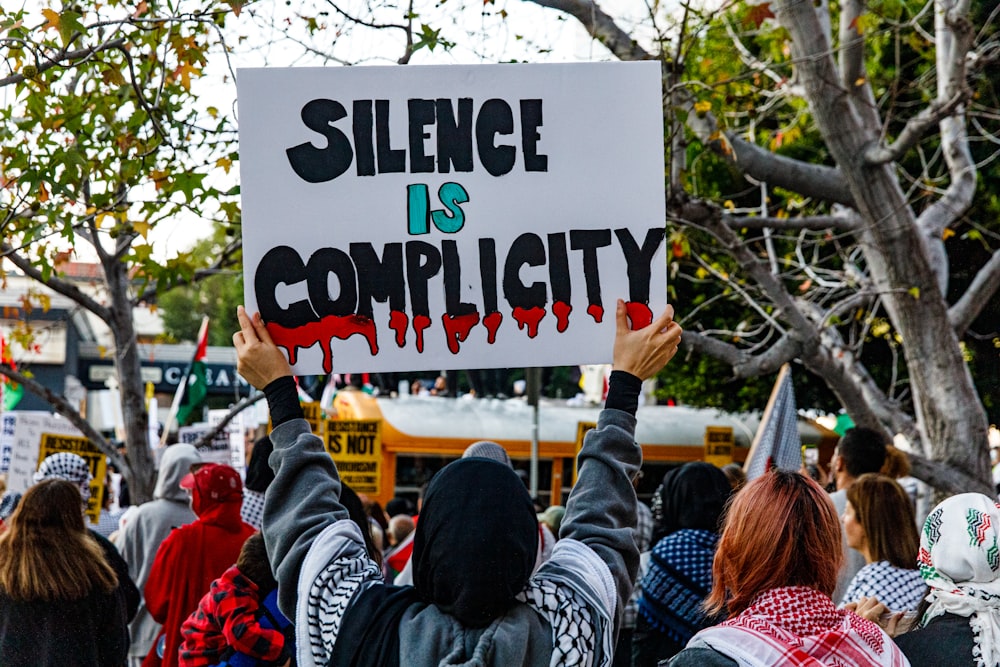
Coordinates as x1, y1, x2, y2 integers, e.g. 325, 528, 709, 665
175, 318, 209, 426
0, 337, 23, 411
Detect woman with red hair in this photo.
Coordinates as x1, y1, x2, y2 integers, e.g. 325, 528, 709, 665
668, 469, 909, 667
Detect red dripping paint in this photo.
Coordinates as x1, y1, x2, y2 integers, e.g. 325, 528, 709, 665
587, 304, 604, 323
483, 311, 502, 344
552, 301, 572, 333
268, 315, 378, 374
442, 312, 480, 354
412, 315, 432, 353
625, 302, 653, 329
389, 310, 409, 348
512, 306, 546, 338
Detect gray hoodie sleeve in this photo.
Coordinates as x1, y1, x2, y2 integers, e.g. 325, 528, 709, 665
263, 418, 352, 619
560, 407, 642, 629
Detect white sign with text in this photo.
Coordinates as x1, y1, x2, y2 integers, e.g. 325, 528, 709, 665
238, 63, 666, 374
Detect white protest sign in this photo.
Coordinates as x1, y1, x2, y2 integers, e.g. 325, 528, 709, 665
208, 408, 247, 472
238, 63, 666, 374
178, 410, 247, 472
2, 411, 86, 494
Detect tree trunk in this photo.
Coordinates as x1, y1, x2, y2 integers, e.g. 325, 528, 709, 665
773, 0, 990, 489
104, 256, 158, 503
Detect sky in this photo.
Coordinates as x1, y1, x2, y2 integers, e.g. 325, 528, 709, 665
148, 0, 668, 258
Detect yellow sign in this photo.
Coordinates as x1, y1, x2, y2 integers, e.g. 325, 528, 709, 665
704, 426, 734, 467
324, 419, 381, 495
37, 432, 107, 525
572, 421, 597, 485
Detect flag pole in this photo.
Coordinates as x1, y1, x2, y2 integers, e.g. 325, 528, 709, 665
160, 316, 209, 447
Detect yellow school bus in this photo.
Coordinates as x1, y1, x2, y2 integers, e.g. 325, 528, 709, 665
326, 389, 839, 507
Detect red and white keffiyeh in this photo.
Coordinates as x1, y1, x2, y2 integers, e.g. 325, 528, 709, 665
686, 586, 909, 667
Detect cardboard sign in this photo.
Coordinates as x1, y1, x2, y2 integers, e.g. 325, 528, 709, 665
2, 411, 85, 493
238, 63, 667, 374
37, 433, 107, 525
704, 426, 734, 467
178, 410, 247, 472
323, 419, 382, 495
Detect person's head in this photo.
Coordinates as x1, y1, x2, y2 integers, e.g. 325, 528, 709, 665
387, 514, 415, 547
413, 458, 537, 627
385, 496, 413, 518
880, 445, 911, 479
33, 452, 92, 504
0, 479, 116, 601
706, 469, 842, 618
721, 463, 746, 491
244, 435, 276, 493
844, 474, 918, 569
154, 443, 201, 501
651, 462, 732, 543
180, 463, 243, 516
237, 532, 277, 593
833, 427, 888, 490
462, 441, 512, 468
919, 493, 1000, 594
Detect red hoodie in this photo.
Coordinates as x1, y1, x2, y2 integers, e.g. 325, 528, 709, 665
143, 467, 256, 667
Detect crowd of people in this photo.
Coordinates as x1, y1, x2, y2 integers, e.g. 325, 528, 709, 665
0, 301, 998, 666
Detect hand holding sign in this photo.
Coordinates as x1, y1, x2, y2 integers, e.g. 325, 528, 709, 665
234, 306, 293, 390
612, 300, 682, 381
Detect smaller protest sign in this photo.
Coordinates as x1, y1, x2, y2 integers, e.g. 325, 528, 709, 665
323, 419, 382, 495
37, 432, 107, 525
4, 411, 85, 494
704, 426, 735, 467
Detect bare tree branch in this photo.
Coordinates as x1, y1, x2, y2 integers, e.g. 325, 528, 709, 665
678, 88, 856, 207
908, 449, 993, 496
190, 392, 266, 450
0, 38, 127, 88
864, 91, 970, 165
724, 214, 857, 231
522, 0, 653, 61
0, 365, 128, 472
681, 331, 802, 377
0, 243, 113, 325
950, 248, 1000, 337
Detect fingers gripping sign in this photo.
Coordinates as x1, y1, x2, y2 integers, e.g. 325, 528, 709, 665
233, 306, 294, 390
612, 299, 683, 381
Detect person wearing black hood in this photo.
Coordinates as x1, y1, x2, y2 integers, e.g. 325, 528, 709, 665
241, 435, 276, 530
632, 462, 733, 667
233, 299, 683, 667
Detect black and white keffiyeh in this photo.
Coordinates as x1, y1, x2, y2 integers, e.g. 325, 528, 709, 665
33, 452, 93, 502
841, 560, 927, 612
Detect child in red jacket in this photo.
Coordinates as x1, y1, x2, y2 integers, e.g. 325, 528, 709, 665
179, 532, 290, 667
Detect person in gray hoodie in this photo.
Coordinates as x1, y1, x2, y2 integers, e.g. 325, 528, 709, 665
233, 299, 683, 667
116, 443, 202, 667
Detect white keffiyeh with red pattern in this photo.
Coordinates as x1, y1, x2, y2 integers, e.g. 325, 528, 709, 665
686, 586, 909, 667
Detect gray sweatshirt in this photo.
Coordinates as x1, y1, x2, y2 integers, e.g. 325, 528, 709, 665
263, 407, 642, 667
116, 444, 201, 660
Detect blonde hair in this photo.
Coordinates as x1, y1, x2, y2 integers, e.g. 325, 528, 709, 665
0, 479, 117, 601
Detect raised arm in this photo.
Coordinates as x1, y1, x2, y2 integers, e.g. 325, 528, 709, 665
233, 307, 355, 618
559, 300, 682, 626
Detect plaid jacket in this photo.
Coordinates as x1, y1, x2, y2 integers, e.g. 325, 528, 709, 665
179, 565, 287, 667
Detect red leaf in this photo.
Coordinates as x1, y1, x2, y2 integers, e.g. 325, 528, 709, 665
745, 3, 775, 28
